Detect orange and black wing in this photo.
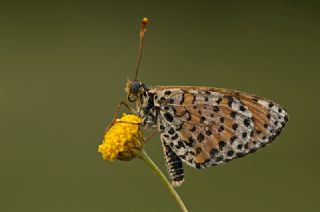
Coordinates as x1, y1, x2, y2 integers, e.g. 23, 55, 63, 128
151, 86, 288, 169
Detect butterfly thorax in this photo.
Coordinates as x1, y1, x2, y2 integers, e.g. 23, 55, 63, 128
137, 85, 159, 128
126, 80, 158, 128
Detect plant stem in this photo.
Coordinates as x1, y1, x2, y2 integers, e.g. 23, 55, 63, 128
138, 149, 188, 212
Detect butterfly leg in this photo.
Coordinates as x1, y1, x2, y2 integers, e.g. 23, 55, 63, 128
161, 136, 185, 187
105, 101, 138, 132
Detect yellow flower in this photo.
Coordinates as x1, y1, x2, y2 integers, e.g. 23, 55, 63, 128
98, 113, 143, 161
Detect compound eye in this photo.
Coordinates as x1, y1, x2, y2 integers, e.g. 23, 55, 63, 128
131, 81, 140, 94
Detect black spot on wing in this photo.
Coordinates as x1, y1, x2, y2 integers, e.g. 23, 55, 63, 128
163, 112, 174, 122
197, 133, 205, 142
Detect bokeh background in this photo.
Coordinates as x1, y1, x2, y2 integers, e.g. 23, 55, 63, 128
1, 1, 319, 211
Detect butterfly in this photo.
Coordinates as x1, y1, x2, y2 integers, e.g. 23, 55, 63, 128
119, 17, 288, 187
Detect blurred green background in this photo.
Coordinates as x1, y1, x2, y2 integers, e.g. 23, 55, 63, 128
1, 1, 319, 211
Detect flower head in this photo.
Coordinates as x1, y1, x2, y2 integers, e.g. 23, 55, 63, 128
98, 113, 143, 161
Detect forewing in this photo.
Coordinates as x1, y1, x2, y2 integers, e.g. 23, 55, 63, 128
151, 86, 288, 169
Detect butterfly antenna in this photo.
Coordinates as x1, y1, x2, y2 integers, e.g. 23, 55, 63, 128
133, 17, 149, 81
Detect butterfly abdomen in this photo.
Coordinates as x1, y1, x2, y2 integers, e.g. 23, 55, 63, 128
161, 137, 185, 186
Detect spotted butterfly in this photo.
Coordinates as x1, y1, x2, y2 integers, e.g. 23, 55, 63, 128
122, 18, 288, 187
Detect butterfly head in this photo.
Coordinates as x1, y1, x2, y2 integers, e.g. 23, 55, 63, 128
125, 79, 144, 102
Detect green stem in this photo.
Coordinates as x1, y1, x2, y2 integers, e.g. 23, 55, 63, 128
138, 149, 188, 212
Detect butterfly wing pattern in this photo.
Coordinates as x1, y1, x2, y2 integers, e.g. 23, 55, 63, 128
149, 86, 288, 184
